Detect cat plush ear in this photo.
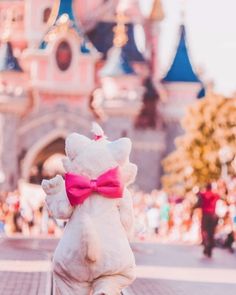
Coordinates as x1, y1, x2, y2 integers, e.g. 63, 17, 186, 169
108, 138, 132, 165
65, 133, 91, 160
121, 162, 137, 185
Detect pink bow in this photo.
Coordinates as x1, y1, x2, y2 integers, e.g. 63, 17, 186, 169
65, 167, 124, 206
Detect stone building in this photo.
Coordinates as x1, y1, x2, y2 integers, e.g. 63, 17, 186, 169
0, 0, 203, 192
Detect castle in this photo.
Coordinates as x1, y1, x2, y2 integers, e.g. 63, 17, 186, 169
0, 0, 204, 192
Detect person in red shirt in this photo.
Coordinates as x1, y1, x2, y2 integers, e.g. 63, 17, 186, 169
195, 183, 220, 257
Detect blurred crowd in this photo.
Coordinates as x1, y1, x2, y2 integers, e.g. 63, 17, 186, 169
0, 179, 236, 253
0, 190, 63, 237
132, 178, 236, 253
133, 189, 201, 243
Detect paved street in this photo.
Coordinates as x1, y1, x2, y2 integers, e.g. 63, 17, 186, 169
0, 236, 57, 295
127, 242, 236, 295
0, 237, 236, 295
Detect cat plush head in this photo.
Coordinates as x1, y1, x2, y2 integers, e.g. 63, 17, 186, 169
62, 123, 137, 186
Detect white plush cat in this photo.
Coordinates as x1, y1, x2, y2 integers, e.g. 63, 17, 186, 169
42, 123, 137, 295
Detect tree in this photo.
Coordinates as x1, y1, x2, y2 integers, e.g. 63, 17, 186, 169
162, 92, 236, 194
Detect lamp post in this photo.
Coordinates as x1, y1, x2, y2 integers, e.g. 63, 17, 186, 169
218, 146, 234, 180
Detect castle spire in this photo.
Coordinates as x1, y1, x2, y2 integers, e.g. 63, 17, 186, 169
99, 12, 136, 77
0, 42, 23, 73
0, 10, 22, 73
149, 0, 165, 22
39, 0, 91, 53
52, 0, 81, 33
162, 24, 200, 83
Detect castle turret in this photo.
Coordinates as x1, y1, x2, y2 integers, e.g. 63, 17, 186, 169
23, 0, 99, 97
98, 12, 142, 108
162, 25, 200, 84
161, 24, 203, 153
96, 8, 165, 191
0, 37, 30, 191
0, 40, 28, 114
0, 42, 23, 73
39, 0, 91, 53
99, 12, 137, 78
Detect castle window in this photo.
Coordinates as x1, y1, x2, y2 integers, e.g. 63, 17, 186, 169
16, 13, 24, 22
43, 7, 51, 23
56, 41, 72, 71
10, 9, 24, 23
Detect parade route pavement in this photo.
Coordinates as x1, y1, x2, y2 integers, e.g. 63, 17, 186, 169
126, 242, 236, 295
0, 236, 57, 295
0, 236, 236, 295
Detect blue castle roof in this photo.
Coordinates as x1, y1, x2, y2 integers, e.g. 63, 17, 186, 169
39, 0, 90, 54
162, 25, 200, 83
56, 0, 75, 23
99, 47, 136, 77
87, 22, 145, 62
0, 42, 23, 72
197, 85, 205, 99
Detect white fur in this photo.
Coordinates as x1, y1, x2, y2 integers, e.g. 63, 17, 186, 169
41, 125, 137, 295
108, 138, 132, 165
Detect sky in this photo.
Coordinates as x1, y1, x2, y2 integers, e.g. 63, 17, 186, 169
158, 0, 236, 96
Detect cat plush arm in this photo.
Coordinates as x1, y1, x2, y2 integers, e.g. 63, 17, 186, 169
42, 175, 73, 220
119, 188, 135, 240
107, 138, 137, 240
119, 162, 137, 239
